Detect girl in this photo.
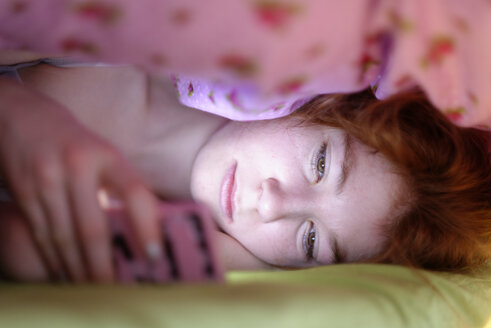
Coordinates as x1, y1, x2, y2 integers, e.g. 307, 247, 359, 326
0, 61, 489, 282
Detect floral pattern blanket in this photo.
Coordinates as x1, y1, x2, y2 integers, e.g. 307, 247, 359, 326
1, 0, 491, 127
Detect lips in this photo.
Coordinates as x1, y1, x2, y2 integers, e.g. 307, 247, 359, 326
220, 161, 237, 223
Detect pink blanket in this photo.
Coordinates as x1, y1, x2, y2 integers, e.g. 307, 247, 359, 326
1, 0, 490, 127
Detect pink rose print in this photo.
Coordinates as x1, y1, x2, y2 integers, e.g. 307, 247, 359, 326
10, 1, 28, 14
171, 8, 193, 25
387, 10, 414, 32
254, 1, 302, 29
170, 75, 181, 97
358, 53, 379, 83
444, 107, 466, 122
270, 102, 286, 112
150, 53, 168, 66
219, 54, 258, 77
357, 33, 383, 83
187, 83, 194, 97
421, 36, 455, 69
208, 91, 216, 104
73, 1, 123, 25
226, 90, 244, 111
453, 16, 469, 33
170, 75, 179, 89
306, 43, 327, 60
468, 91, 478, 105
60, 37, 99, 55
277, 76, 307, 95
394, 74, 414, 89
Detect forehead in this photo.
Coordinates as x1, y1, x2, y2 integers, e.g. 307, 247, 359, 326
239, 118, 337, 147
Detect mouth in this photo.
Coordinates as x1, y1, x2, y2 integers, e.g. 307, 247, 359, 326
220, 161, 237, 223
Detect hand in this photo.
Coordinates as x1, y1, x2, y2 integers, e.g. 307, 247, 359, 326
0, 77, 161, 282
0, 202, 49, 282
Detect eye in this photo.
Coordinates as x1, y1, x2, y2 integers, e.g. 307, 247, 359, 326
312, 142, 327, 183
303, 221, 316, 261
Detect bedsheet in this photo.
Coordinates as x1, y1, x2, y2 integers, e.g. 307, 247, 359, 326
0, 264, 489, 328
1, 0, 491, 127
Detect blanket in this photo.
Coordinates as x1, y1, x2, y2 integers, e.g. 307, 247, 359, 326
0, 0, 490, 126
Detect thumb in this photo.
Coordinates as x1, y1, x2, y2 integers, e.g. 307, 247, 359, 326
101, 162, 162, 262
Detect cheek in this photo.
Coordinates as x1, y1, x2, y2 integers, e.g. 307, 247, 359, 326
226, 223, 295, 266
190, 159, 213, 199
190, 152, 224, 217
236, 140, 304, 182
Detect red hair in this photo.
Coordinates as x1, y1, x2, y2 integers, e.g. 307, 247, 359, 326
293, 90, 491, 272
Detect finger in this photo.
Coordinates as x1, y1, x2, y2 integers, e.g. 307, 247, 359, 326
0, 203, 52, 281
68, 165, 114, 283
21, 199, 62, 280
7, 173, 62, 280
103, 163, 162, 262
37, 167, 87, 283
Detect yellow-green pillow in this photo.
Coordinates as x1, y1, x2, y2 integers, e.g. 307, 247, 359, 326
0, 264, 489, 328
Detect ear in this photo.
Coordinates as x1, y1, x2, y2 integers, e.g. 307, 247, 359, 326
213, 231, 272, 271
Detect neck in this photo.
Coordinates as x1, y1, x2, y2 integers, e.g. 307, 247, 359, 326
17, 64, 228, 201
130, 76, 228, 200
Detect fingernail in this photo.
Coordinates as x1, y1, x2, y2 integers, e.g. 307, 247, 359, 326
146, 242, 162, 261
98, 188, 123, 210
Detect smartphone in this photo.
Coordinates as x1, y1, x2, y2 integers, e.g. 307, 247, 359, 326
107, 202, 224, 284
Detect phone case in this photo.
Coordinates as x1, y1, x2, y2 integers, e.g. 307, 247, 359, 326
107, 202, 224, 284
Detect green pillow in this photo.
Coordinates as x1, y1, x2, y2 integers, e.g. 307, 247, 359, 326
0, 264, 489, 328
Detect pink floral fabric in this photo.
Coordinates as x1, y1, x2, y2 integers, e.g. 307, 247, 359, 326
0, 0, 491, 127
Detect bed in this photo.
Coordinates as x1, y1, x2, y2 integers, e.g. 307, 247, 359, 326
1, 263, 489, 328
0, 2, 490, 327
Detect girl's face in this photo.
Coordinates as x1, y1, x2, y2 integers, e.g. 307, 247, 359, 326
190, 118, 406, 267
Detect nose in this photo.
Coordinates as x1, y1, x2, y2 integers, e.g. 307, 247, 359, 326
257, 178, 304, 222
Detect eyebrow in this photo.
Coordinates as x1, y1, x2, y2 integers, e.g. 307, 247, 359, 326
335, 133, 354, 195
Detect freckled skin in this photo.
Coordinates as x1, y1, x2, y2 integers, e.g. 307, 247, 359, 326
191, 118, 405, 267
